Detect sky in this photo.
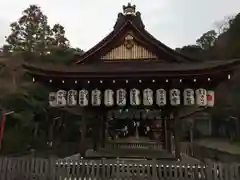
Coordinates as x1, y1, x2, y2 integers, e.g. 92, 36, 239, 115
0, 0, 240, 51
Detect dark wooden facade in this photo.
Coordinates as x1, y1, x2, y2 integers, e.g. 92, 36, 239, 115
23, 3, 240, 159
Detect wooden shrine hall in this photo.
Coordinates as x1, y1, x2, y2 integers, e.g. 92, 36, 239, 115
23, 3, 240, 159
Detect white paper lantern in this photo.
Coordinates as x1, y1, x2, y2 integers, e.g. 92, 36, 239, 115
116, 89, 127, 106
91, 89, 101, 106
67, 90, 78, 106
170, 89, 180, 106
183, 88, 195, 105
207, 90, 215, 107
79, 89, 89, 106
143, 88, 153, 106
130, 88, 141, 106
104, 89, 114, 106
49, 92, 57, 107
156, 89, 166, 106
56, 89, 67, 106
196, 88, 207, 106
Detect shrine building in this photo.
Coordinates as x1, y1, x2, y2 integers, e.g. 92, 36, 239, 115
23, 3, 240, 159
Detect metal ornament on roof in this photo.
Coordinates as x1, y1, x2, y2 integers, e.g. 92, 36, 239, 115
124, 34, 134, 49
79, 89, 89, 106
116, 89, 127, 106
104, 89, 114, 107
67, 90, 78, 106
123, 3, 136, 15
196, 88, 207, 106
91, 89, 101, 106
156, 89, 166, 106
130, 88, 141, 106
183, 88, 195, 105
143, 88, 153, 106
49, 92, 57, 107
170, 89, 181, 106
207, 90, 215, 107
56, 90, 67, 106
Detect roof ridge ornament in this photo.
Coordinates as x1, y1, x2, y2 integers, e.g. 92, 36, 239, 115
123, 2, 136, 16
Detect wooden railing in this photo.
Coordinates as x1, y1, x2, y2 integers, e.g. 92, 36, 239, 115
106, 141, 163, 150
0, 157, 240, 180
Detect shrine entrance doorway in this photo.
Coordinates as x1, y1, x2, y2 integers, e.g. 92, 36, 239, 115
105, 108, 169, 151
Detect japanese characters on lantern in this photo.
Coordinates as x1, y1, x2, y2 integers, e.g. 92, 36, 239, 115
56, 90, 67, 106
50, 87, 214, 107
79, 89, 89, 106
143, 88, 153, 106
130, 88, 141, 106
104, 89, 114, 106
196, 88, 207, 106
183, 88, 195, 105
207, 90, 215, 107
170, 89, 180, 106
67, 90, 78, 106
156, 89, 166, 106
91, 89, 101, 106
116, 89, 127, 106
49, 92, 57, 107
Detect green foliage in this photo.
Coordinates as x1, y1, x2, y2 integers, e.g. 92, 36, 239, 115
3, 4, 84, 65
41, 48, 76, 64
1, 45, 11, 54
51, 24, 70, 49
176, 45, 204, 60
177, 12, 240, 119
6, 5, 51, 54
0, 90, 47, 152
2, 129, 30, 153
196, 30, 217, 50
5, 4, 71, 61
214, 16, 234, 35
0, 4, 85, 154
178, 13, 240, 60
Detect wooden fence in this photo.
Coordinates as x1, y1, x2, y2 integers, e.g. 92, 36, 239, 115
0, 157, 240, 180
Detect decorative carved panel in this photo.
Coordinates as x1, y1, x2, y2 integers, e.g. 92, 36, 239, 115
101, 35, 157, 60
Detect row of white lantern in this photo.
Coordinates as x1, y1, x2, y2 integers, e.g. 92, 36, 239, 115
49, 88, 214, 107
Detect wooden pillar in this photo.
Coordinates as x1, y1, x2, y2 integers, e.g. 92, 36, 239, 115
166, 114, 174, 153
164, 117, 168, 149
93, 109, 105, 151
100, 112, 106, 148
92, 115, 99, 151
173, 109, 181, 160
167, 131, 171, 152
105, 116, 109, 147
80, 111, 87, 157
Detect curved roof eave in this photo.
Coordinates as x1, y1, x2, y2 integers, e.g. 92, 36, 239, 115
23, 59, 240, 78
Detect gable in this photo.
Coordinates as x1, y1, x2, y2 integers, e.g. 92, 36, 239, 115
101, 33, 157, 61
76, 3, 195, 64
